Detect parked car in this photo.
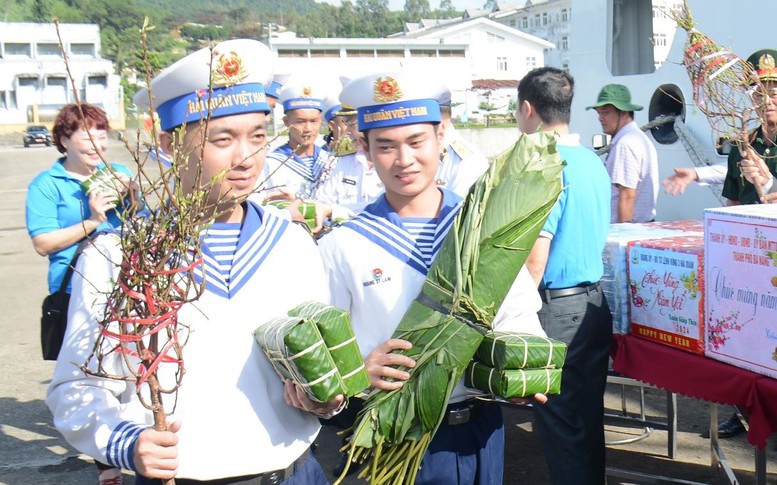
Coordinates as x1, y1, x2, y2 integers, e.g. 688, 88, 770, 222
24, 125, 52, 148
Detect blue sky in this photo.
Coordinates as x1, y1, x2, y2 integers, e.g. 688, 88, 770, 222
316, 0, 487, 11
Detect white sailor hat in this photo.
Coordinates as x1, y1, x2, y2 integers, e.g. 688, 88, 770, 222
340, 69, 446, 131
265, 72, 291, 100
438, 88, 452, 107
133, 39, 273, 132
322, 94, 341, 122
278, 75, 332, 112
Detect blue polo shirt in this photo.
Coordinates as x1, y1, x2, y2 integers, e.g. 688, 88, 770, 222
26, 158, 132, 293
539, 135, 611, 290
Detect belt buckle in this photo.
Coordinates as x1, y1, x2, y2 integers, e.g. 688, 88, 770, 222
261, 470, 284, 485
448, 407, 470, 425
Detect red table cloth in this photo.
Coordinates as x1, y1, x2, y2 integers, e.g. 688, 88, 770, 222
612, 334, 776, 448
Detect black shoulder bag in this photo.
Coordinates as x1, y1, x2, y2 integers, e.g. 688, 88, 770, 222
41, 240, 88, 360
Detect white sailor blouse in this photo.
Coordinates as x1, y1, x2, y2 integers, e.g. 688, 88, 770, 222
318, 188, 545, 402
436, 126, 490, 198
47, 201, 328, 480
262, 143, 337, 199
315, 150, 385, 220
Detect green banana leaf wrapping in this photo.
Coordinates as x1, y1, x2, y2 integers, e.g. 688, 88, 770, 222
339, 132, 564, 485
265, 199, 317, 229
288, 302, 370, 396
81, 168, 122, 203
254, 315, 345, 403
465, 361, 563, 398
476, 331, 567, 370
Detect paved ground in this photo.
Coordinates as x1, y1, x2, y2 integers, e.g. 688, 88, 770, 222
0, 140, 774, 484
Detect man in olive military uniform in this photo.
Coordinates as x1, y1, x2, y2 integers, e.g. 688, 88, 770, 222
722, 48, 777, 205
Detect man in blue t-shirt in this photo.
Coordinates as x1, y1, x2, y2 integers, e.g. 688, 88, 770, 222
518, 67, 613, 485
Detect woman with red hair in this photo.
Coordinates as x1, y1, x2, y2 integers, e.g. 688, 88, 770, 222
25, 103, 133, 484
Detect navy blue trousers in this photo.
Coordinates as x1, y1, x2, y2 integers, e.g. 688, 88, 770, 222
415, 401, 504, 485
533, 286, 613, 485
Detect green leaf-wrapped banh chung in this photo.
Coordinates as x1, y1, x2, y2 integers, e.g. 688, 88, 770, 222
476, 331, 567, 370
255, 313, 345, 403
338, 132, 564, 485
465, 361, 563, 398
265, 199, 317, 230
288, 301, 370, 396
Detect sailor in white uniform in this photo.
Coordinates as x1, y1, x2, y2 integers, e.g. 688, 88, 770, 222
435, 88, 491, 197
47, 39, 341, 485
318, 69, 545, 484
261, 76, 338, 200
315, 94, 384, 220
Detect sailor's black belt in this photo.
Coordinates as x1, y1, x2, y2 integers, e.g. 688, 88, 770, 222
445, 400, 484, 426
174, 448, 309, 485
540, 282, 601, 302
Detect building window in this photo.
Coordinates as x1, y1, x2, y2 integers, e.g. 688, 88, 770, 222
438, 49, 465, 58
277, 49, 308, 58
521, 16, 528, 29
310, 49, 340, 58
653, 33, 667, 47
346, 49, 376, 57
0, 90, 17, 109
88, 75, 107, 86
497, 56, 508, 71
561, 8, 569, 22
70, 43, 95, 56
526, 56, 537, 69
509, 19, 516, 27
37, 43, 62, 57
561, 36, 569, 50
5, 43, 31, 57
409, 49, 436, 57
534, 14, 540, 26
542, 12, 548, 26
377, 49, 405, 57
18, 77, 40, 88
47, 76, 67, 87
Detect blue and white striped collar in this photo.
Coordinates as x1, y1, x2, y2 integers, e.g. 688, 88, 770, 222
192, 201, 289, 299
344, 188, 461, 275
271, 143, 328, 182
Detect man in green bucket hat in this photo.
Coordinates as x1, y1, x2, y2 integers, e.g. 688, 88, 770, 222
588, 83, 658, 223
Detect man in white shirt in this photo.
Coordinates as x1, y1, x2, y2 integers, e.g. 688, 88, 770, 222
588, 84, 659, 222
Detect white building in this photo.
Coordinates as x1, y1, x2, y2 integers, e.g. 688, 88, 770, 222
270, 17, 552, 121
0, 22, 123, 132
480, 0, 680, 71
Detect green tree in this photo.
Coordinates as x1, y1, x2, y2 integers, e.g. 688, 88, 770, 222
434, 0, 459, 18
31, 0, 52, 22
336, 0, 359, 37
403, 0, 430, 21
355, 0, 392, 37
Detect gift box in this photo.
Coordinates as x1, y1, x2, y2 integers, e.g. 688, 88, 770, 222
288, 302, 370, 396
475, 331, 566, 370
603, 221, 703, 334
464, 361, 562, 398
704, 206, 777, 379
255, 302, 368, 402
627, 235, 705, 354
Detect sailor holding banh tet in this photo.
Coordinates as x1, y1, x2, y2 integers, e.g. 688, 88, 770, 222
47, 39, 342, 485
317, 68, 547, 484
